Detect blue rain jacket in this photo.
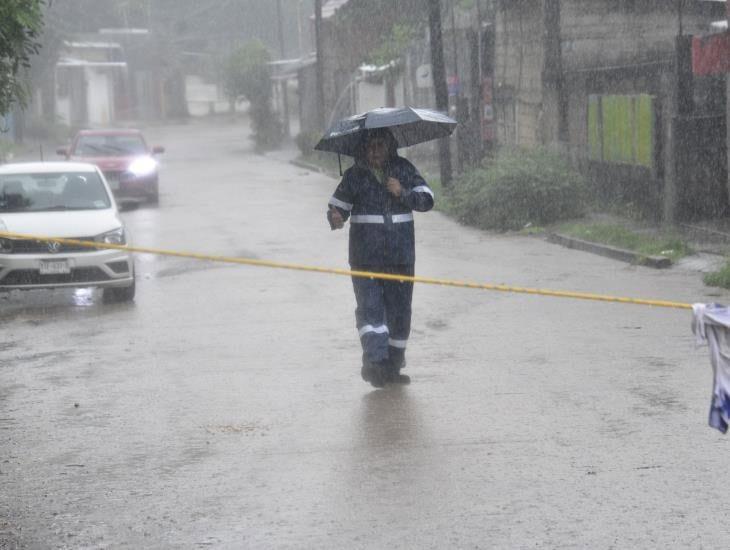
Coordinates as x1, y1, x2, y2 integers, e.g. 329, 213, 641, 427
328, 156, 434, 267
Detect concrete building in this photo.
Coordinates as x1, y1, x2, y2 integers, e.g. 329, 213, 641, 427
493, 0, 726, 222
55, 40, 127, 127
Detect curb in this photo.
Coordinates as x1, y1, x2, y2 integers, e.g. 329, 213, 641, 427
546, 233, 672, 269
289, 158, 337, 178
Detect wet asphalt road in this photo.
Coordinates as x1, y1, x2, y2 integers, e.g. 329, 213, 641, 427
2, 118, 730, 549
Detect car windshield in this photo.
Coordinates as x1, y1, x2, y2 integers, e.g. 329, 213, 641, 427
74, 134, 148, 157
0, 172, 112, 213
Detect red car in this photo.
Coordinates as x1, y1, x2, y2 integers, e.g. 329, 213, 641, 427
57, 129, 165, 204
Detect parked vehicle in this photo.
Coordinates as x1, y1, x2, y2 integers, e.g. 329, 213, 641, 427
57, 129, 165, 204
0, 162, 136, 302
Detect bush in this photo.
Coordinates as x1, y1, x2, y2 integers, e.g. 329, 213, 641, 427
224, 40, 282, 151
444, 148, 587, 231
704, 261, 730, 290
249, 101, 282, 152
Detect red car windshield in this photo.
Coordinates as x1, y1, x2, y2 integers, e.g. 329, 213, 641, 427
74, 134, 147, 157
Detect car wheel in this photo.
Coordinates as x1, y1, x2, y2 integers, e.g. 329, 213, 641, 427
148, 180, 159, 204
103, 278, 136, 303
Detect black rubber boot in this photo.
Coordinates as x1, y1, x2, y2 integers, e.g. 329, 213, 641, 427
384, 355, 410, 385
387, 371, 411, 385
361, 360, 388, 388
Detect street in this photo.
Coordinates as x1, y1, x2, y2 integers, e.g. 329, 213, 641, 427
2, 118, 730, 549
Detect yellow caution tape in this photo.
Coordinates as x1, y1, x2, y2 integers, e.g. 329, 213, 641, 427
0, 231, 693, 310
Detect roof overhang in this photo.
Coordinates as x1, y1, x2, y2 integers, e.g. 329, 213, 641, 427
99, 28, 150, 35
57, 58, 127, 69
268, 55, 317, 79
63, 40, 122, 50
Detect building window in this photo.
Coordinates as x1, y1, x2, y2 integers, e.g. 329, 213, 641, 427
588, 94, 654, 169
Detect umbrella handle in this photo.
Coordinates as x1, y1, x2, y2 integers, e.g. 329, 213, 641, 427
338, 154, 342, 176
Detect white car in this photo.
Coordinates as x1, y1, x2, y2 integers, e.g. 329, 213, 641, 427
0, 162, 136, 302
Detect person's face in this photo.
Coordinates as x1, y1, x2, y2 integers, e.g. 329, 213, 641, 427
365, 137, 388, 169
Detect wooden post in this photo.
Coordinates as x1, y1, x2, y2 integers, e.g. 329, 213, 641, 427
276, 0, 291, 138
314, 0, 325, 131
428, 0, 452, 187
662, 56, 680, 226
542, 0, 568, 146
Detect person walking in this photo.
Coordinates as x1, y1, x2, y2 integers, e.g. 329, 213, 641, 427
327, 128, 434, 387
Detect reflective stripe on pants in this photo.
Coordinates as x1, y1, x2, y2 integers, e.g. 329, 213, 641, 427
351, 265, 414, 364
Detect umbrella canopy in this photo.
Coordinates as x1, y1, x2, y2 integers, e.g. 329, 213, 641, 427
314, 106, 457, 157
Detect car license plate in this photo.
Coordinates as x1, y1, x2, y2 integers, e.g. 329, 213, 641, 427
39, 260, 70, 275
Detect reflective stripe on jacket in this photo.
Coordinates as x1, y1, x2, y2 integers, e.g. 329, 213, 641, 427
328, 156, 434, 267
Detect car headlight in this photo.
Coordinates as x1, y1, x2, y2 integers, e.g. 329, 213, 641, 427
128, 156, 157, 177
95, 227, 126, 245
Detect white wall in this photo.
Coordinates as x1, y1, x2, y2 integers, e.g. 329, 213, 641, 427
56, 95, 72, 126
87, 69, 112, 125
356, 75, 406, 114
185, 75, 232, 116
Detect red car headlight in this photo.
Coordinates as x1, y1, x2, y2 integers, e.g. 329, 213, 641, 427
127, 157, 157, 177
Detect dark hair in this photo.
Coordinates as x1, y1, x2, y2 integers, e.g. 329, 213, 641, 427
355, 128, 398, 161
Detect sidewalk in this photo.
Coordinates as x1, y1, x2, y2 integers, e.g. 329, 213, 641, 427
577, 211, 730, 256
545, 211, 730, 276
676, 218, 730, 256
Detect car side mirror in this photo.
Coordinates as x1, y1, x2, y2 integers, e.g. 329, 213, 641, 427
152, 145, 165, 155
56, 147, 69, 157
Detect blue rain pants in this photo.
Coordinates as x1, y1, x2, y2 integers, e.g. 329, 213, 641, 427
351, 264, 414, 367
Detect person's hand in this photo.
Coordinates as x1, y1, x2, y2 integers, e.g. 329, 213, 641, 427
386, 177, 402, 198
329, 206, 344, 229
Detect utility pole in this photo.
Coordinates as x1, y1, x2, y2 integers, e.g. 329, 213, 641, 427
276, 0, 291, 138
428, 0, 452, 187
542, 0, 568, 145
727, 0, 730, 209
314, 0, 325, 130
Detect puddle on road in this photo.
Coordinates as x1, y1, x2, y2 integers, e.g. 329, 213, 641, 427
425, 318, 449, 331
0, 289, 109, 324
71, 288, 95, 307
0, 341, 18, 352
203, 422, 269, 436
13, 350, 74, 365
147, 249, 259, 279
155, 262, 229, 279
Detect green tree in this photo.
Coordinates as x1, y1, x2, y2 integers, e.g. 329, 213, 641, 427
0, 0, 45, 114
367, 23, 418, 66
224, 40, 282, 151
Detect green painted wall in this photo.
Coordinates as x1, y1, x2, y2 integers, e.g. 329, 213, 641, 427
588, 93, 654, 169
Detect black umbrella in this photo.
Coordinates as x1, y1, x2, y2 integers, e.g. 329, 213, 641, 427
314, 106, 457, 157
